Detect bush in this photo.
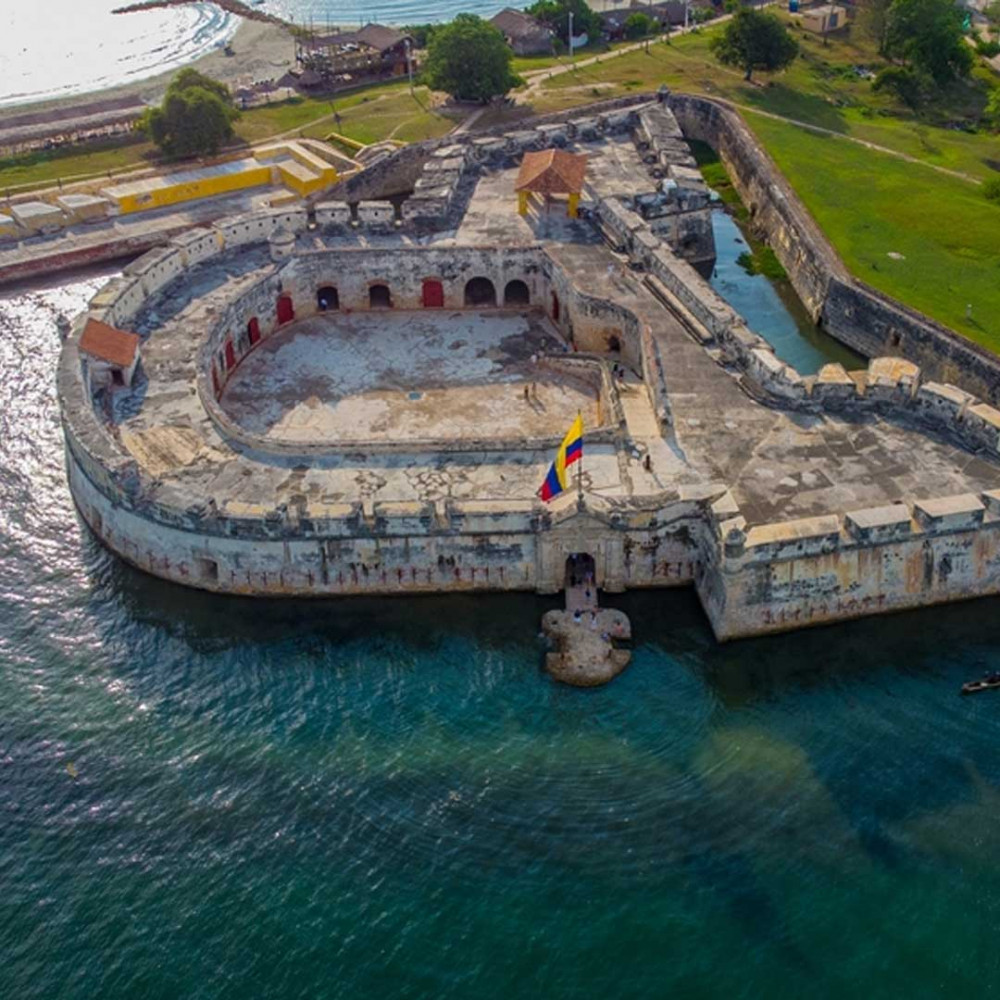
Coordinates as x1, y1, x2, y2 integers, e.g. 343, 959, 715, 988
624, 12, 658, 39
984, 176, 1000, 204
976, 38, 1000, 57
872, 65, 933, 110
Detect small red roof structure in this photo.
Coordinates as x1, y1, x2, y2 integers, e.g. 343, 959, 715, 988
515, 149, 588, 196
78, 318, 140, 368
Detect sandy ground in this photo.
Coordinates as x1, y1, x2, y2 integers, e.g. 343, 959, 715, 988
0, 19, 296, 123
219, 310, 597, 444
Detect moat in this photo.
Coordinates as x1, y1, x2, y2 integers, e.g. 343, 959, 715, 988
4, 269, 1000, 999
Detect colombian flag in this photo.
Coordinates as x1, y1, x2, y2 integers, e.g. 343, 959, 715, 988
538, 414, 583, 502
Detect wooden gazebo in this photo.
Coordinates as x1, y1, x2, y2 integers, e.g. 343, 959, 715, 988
515, 149, 587, 218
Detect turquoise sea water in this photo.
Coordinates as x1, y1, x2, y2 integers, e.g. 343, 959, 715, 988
3, 271, 1000, 997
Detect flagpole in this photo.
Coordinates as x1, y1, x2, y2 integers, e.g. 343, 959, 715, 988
576, 410, 584, 508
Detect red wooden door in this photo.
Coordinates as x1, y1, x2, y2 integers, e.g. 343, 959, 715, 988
276, 294, 294, 324
248, 317, 260, 344
422, 279, 444, 308
224, 339, 236, 370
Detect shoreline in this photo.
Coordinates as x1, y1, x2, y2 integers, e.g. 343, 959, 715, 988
0, 19, 296, 124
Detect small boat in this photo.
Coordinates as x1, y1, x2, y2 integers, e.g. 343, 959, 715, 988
961, 675, 1000, 695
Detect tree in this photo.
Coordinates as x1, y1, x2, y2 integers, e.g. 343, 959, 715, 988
872, 65, 932, 108
624, 12, 658, 39
424, 14, 519, 102
140, 69, 238, 159
709, 8, 799, 81
884, 0, 973, 87
856, 0, 894, 54
526, 0, 602, 46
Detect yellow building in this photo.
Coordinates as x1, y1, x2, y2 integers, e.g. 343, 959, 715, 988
101, 158, 272, 215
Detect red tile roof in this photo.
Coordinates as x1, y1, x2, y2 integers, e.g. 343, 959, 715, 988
78, 318, 140, 368
515, 149, 588, 195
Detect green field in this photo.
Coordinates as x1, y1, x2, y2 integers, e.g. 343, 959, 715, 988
0, 138, 158, 194
745, 111, 1000, 351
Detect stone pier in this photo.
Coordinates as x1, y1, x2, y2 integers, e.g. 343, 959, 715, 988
541, 596, 632, 687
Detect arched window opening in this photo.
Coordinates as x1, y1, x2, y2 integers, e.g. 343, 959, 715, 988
503, 279, 530, 307
369, 283, 392, 309
317, 286, 339, 311
464, 277, 497, 307
551, 291, 561, 322
247, 317, 261, 345
607, 334, 621, 353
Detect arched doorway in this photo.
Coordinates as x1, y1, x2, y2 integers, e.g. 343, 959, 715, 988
551, 291, 561, 322
247, 316, 260, 345
369, 283, 392, 309
464, 277, 496, 307
607, 334, 621, 353
565, 552, 596, 589
276, 293, 294, 325
317, 286, 339, 311
503, 279, 530, 306
422, 278, 444, 308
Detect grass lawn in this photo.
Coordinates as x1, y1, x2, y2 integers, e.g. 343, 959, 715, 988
295, 88, 457, 146
0, 137, 157, 194
509, 38, 640, 74
744, 111, 1000, 352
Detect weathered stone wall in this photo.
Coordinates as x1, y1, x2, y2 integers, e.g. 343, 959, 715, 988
699, 492, 1000, 639
67, 447, 705, 597
668, 93, 1000, 406
823, 278, 1000, 405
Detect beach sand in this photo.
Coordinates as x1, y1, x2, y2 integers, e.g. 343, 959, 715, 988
0, 19, 296, 123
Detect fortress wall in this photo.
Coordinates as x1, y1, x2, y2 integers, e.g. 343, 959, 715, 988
669, 93, 1000, 406
823, 278, 1000, 406
699, 493, 1000, 640
67, 444, 704, 598
328, 141, 435, 203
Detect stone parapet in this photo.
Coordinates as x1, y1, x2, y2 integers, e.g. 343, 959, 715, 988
700, 489, 1000, 639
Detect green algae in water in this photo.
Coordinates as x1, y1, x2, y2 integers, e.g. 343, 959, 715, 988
736, 246, 788, 281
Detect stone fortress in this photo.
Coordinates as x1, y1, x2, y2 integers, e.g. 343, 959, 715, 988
58, 91, 1000, 641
